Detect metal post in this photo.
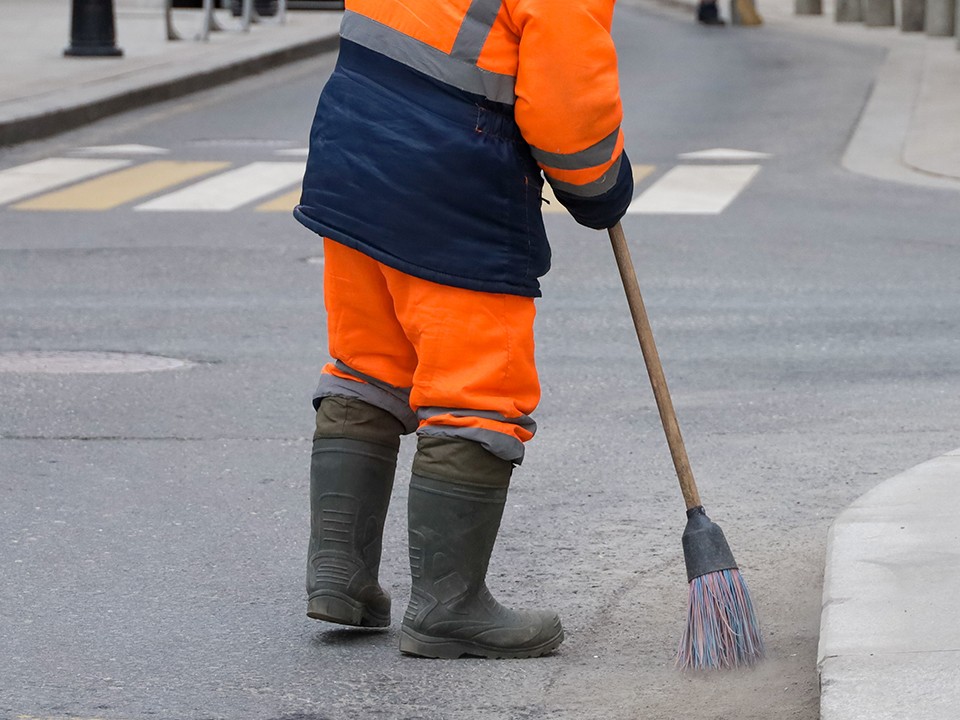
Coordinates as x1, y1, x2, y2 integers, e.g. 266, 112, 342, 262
65, 0, 123, 56
207, 0, 226, 33
165, 0, 182, 40
241, 0, 254, 32
197, 0, 223, 41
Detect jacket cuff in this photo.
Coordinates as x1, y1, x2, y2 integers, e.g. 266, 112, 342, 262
552, 151, 634, 230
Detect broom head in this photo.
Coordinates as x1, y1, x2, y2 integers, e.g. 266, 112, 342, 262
676, 507, 764, 670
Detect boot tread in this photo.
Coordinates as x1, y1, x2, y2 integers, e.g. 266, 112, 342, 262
308, 592, 391, 628
399, 622, 564, 659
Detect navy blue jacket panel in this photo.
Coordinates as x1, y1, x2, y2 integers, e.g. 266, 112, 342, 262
294, 39, 551, 297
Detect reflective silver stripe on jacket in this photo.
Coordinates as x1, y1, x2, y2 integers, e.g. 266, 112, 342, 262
531, 127, 621, 171
339, 10, 516, 105
451, 0, 503, 63
546, 154, 623, 198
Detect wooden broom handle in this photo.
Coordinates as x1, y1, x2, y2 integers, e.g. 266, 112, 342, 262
608, 222, 702, 510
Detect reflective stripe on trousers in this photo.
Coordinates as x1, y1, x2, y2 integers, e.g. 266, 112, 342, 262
315, 238, 540, 464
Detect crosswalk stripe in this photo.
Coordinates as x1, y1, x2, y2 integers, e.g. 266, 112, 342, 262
631, 164, 657, 186
2, 159, 766, 216
678, 148, 772, 161
72, 144, 170, 156
627, 164, 761, 215
13, 161, 230, 211
256, 188, 302, 213
541, 164, 656, 214
0, 158, 130, 206
135, 162, 305, 212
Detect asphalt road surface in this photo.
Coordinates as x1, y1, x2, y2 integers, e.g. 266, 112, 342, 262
2, 3, 959, 719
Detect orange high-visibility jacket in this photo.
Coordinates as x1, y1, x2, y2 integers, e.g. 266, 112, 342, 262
296, 0, 634, 297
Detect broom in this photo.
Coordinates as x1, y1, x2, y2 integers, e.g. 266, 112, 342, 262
607, 222, 764, 670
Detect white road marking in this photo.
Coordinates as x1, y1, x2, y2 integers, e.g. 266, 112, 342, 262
678, 148, 772, 161
135, 161, 305, 211
541, 165, 656, 214
14, 161, 229, 211
0, 158, 130, 206
627, 164, 761, 215
4, 156, 764, 216
72, 144, 169, 156
275, 148, 310, 157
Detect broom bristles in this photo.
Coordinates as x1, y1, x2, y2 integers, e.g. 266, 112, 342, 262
676, 567, 764, 670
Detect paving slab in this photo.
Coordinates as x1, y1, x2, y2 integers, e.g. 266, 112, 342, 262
821, 652, 960, 720
819, 448, 960, 720
903, 42, 960, 181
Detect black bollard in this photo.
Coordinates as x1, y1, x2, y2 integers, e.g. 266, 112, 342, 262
65, 0, 123, 57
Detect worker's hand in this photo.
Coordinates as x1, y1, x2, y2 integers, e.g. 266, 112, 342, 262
551, 150, 634, 231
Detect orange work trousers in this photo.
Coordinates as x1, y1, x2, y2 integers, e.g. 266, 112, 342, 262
315, 238, 540, 463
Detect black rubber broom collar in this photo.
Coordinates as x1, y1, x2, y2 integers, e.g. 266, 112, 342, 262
681, 506, 739, 582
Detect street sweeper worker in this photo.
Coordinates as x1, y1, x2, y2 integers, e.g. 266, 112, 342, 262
294, 0, 634, 659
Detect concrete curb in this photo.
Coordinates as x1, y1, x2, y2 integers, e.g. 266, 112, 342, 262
842, 39, 960, 190
0, 33, 339, 148
634, 0, 960, 189
818, 447, 960, 720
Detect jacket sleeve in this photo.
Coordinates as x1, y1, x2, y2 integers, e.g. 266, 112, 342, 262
507, 0, 633, 229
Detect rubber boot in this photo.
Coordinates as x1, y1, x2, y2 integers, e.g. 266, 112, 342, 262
399, 437, 564, 658
306, 397, 403, 628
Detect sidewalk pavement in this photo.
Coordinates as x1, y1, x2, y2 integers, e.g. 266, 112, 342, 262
818, 448, 960, 720
0, 0, 343, 146
2, 2, 959, 719
634, 0, 960, 190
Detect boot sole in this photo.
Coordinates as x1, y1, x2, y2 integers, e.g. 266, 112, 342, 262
398, 624, 565, 659
307, 593, 390, 628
